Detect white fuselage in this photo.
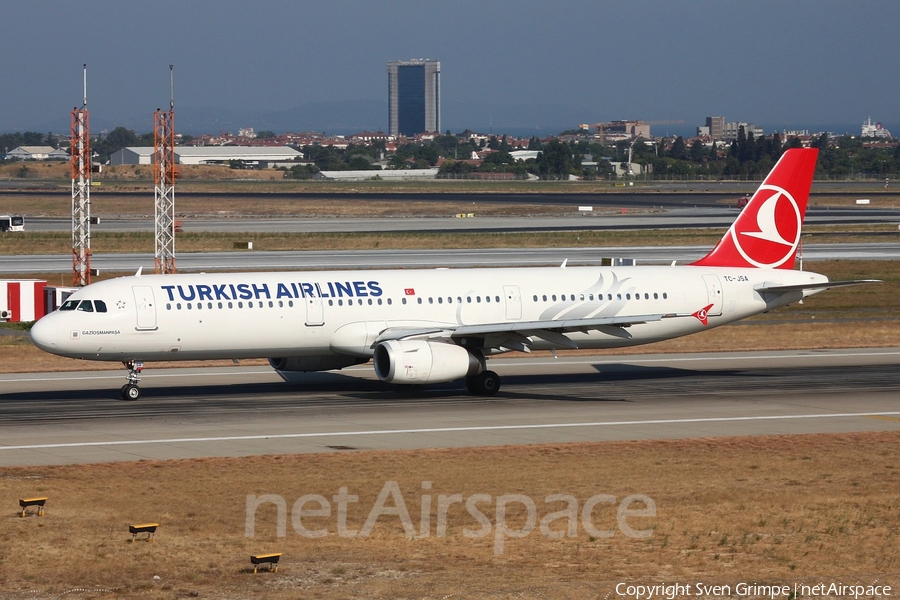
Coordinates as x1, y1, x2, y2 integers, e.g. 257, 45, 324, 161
30, 264, 827, 363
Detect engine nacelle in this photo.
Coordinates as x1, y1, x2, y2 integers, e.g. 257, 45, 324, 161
373, 339, 483, 384
268, 355, 366, 372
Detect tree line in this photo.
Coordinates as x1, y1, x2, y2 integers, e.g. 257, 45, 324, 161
3, 126, 898, 181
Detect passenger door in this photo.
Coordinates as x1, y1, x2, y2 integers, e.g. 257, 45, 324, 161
132, 286, 158, 330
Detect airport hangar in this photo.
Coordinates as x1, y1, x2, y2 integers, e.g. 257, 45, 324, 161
109, 145, 303, 167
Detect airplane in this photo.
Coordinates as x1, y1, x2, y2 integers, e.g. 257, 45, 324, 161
29, 148, 876, 400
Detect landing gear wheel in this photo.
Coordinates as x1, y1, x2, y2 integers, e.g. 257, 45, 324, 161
121, 384, 141, 401
120, 360, 144, 401
466, 370, 500, 396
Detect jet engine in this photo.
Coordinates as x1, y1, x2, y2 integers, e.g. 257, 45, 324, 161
373, 339, 483, 384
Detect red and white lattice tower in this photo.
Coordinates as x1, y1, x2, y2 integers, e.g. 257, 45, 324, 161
154, 65, 177, 274
71, 64, 92, 287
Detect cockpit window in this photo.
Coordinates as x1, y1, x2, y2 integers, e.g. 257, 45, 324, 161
76, 300, 94, 312
59, 299, 79, 311
94, 300, 108, 313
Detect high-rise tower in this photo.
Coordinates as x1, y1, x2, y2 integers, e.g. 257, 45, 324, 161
387, 59, 440, 136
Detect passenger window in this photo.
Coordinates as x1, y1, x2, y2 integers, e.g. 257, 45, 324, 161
59, 299, 79, 311
663, 293, 668, 299
417, 298, 423, 305
485, 296, 490, 303
542, 295, 547, 302
654, 293, 658, 300
387, 298, 392, 305
402, 298, 407, 305
95, 300, 108, 313
166, 303, 172, 310
76, 300, 94, 312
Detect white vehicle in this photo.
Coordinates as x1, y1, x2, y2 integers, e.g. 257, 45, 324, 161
30, 149, 874, 400
0, 215, 24, 232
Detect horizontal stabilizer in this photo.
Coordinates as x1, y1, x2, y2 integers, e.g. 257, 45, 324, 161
755, 279, 881, 294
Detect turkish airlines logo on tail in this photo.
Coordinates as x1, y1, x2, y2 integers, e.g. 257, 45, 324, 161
731, 184, 802, 268
692, 304, 714, 326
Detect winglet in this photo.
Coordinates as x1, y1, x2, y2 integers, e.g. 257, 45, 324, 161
135, 266, 143, 277
691, 148, 818, 270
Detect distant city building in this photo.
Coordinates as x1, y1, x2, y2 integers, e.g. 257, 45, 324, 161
387, 59, 441, 137
722, 121, 764, 142
862, 117, 892, 138
605, 120, 651, 140
705, 116, 725, 139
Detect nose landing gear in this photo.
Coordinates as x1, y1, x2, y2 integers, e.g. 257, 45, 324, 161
120, 360, 144, 400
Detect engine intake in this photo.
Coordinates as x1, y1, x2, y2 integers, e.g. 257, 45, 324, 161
373, 339, 483, 384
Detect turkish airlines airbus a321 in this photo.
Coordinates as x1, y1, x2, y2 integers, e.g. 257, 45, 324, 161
30, 148, 875, 400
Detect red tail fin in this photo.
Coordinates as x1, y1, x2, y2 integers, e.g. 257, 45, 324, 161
691, 148, 818, 269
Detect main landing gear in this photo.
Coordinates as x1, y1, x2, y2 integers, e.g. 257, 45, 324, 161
465, 370, 500, 396
120, 360, 144, 401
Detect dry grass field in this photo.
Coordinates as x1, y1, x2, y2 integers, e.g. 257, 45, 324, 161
1, 433, 898, 599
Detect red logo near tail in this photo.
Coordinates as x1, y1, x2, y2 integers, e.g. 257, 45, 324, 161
692, 304, 715, 326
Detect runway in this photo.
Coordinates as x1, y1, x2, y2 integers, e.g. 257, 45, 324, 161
1, 347, 898, 466
4, 242, 899, 274
23, 205, 900, 233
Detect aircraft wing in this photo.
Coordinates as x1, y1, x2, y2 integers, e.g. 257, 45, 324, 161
755, 279, 881, 294
375, 313, 682, 352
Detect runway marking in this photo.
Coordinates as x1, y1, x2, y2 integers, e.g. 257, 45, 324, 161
2, 411, 899, 451
866, 415, 900, 423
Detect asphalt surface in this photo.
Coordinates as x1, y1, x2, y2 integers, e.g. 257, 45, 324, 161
1, 348, 899, 466
3, 242, 899, 274
21, 205, 900, 233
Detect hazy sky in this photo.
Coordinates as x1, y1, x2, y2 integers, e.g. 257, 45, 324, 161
2, 1, 898, 135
